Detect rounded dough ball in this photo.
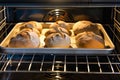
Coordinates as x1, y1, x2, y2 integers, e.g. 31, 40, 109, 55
8, 31, 40, 48
73, 20, 100, 35
56, 21, 71, 31
20, 21, 43, 35
44, 33, 71, 48
50, 21, 70, 31
76, 32, 104, 48
45, 27, 70, 36
25, 21, 42, 32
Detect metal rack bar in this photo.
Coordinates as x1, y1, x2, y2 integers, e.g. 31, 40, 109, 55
75, 55, 78, 72
16, 53, 25, 71
0, 8, 5, 13
107, 56, 114, 73
114, 19, 120, 29
86, 56, 90, 72
0, 54, 7, 71
114, 7, 120, 27
52, 55, 55, 71
40, 55, 45, 71
0, 17, 6, 26
96, 56, 102, 73
28, 54, 35, 71
3, 53, 15, 71
64, 55, 66, 72
0, 6, 6, 31
108, 23, 120, 43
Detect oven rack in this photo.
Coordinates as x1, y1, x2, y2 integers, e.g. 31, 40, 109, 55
114, 7, 120, 26
113, 7, 120, 52
0, 53, 120, 74
0, 6, 6, 31
0, 6, 8, 43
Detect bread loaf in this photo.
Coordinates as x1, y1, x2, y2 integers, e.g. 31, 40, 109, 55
49, 21, 71, 35
20, 21, 42, 36
45, 27, 70, 37
56, 20, 70, 31
44, 33, 71, 48
76, 32, 104, 48
8, 21, 42, 48
8, 30, 40, 48
73, 20, 100, 35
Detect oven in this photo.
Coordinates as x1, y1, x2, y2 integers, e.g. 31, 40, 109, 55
0, 0, 120, 80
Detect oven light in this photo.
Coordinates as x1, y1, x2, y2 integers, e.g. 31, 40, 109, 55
55, 75, 62, 80
55, 9, 61, 12
55, 75, 61, 78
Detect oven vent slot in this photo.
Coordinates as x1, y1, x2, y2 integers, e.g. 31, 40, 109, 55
0, 53, 120, 74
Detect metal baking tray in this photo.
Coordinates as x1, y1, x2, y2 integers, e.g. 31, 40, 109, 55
0, 22, 115, 55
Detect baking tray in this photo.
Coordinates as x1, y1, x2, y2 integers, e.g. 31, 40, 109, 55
0, 22, 115, 55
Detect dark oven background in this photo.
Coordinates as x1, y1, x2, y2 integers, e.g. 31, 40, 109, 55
6, 7, 112, 24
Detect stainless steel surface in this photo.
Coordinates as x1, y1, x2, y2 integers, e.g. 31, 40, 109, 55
0, 22, 115, 54
0, 53, 120, 74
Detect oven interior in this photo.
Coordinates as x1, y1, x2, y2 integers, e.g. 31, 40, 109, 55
0, 6, 120, 80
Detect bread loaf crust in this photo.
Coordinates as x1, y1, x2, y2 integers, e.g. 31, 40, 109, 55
76, 32, 104, 48
8, 31, 40, 48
